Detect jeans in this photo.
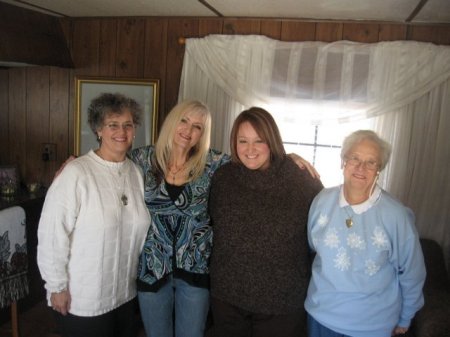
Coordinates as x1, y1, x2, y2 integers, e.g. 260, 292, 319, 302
138, 275, 209, 337
307, 314, 350, 337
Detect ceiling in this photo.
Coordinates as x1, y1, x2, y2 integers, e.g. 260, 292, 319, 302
1, 0, 450, 23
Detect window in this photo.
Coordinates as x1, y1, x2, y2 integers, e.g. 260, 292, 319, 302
273, 110, 374, 187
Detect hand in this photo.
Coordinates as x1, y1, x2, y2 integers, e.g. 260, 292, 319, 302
392, 326, 408, 335
54, 155, 77, 180
287, 153, 321, 179
50, 290, 71, 316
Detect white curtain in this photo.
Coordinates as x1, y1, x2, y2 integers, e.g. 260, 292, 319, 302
178, 35, 450, 270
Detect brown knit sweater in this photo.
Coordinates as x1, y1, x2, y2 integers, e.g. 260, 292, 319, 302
209, 157, 323, 315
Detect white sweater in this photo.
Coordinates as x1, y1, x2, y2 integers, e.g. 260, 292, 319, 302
37, 150, 150, 316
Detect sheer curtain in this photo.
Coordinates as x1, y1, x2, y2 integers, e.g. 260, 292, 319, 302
178, 35, 450, 270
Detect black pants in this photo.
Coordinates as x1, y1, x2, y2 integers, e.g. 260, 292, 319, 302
211, 296, 307, 337
54, 297, 139, 337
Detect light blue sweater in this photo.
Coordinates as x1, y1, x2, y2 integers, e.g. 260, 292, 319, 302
305, 185, 426, 337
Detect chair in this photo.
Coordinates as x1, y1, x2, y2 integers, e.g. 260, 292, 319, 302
0, 206, 28, 337
406, 238, 450, 337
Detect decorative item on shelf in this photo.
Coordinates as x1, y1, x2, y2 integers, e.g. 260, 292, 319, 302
0, 165, 19, 197
27, 182, 41, 194
1, 179, 17, 196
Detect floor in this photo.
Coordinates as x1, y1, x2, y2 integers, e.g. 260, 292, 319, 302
0, 301, 146, 337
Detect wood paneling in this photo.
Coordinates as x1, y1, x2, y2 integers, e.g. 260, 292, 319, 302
260, 20, 282, 40
72, 19, 101, 75
99, 19, 118, 77
281, 21, 316, 41
315, 22, 343, 42
378, 24, 407, 41
343, 23, 379, 42
223, 19, 261, 35
0, 2, 73, 67
116, 18, 146, 78
1, 16, 449, 186
0, 70, 8, 164
408, 25, 450, 45
49, 67, 70, 185
144, 18, 168, 126
199, 19, 223, 36
165, 19, 199, 116
8, 68, 26, 174
26, 67, 50, 185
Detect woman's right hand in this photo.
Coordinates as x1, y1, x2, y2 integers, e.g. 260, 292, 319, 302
54, 155, 77, 180
50, 289, 71, 316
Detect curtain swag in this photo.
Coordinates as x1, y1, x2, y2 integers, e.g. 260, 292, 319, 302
180, 35, 450, 124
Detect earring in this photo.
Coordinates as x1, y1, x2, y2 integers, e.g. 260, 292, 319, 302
97, 135, 102, 142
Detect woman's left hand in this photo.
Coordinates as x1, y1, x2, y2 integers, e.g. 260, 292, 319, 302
288, 153, 321, 179
392, 326, 408, 335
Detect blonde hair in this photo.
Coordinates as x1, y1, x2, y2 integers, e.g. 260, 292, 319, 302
154, 100, 211, 182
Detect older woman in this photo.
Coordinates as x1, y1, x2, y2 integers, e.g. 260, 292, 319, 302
305, 130, 426, 337
37, 93, 151, 337
209, 107, 323, 337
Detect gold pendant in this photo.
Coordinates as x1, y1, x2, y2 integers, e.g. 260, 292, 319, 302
346, 218, 353, 228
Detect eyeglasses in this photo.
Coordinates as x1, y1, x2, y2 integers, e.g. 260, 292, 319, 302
344, 155, 379, 171
103, 122, 135, 131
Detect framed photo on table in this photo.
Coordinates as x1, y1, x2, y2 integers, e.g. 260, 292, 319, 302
74, 77, 159, 156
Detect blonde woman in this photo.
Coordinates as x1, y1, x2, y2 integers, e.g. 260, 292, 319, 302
130, 101, 229, 337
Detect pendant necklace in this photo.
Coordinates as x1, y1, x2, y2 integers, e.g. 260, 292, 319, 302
169, 163, 185, 183
96, 149, 128, 206
117, 166, 128, 206
344, 206, 354, 228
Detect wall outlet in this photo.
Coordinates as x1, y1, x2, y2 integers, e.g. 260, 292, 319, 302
42, 143, 56, 161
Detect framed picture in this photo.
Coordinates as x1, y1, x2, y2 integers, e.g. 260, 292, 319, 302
74, 76, 159, 156
0, 165, 19, 190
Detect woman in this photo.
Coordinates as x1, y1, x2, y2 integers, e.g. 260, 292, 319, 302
305, 130, 426, 337
130, 100, 230, 337
37, 93, 151, 337
208, 107, 323, 337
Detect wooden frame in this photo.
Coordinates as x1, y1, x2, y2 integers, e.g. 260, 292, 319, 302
74, 76, 159, 156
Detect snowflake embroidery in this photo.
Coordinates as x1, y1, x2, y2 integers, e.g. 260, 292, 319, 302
318, 214, 329, 227
365, 259, 380, 276
334, 247, 350, 271
347, 233, 366, 250
371, 227, 388, 249
324, 228, 340, 248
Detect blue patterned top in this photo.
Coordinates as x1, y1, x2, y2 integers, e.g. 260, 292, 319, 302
130, 146, 230, 287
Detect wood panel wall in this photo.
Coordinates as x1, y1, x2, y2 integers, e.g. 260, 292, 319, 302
0, 16, 449, 187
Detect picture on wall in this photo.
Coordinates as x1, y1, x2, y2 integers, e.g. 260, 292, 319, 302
74, 76, 159, 156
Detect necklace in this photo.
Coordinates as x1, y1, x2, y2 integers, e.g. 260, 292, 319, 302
115, 167, 128, 206
168, 163, 185, 183
343, 206, 354, 228
96, 149, 128, 206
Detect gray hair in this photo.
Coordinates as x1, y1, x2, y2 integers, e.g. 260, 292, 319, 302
87, 92, 142, 135
340, 130, 392, 171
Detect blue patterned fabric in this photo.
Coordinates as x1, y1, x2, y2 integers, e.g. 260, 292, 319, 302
130, 146, 230, 286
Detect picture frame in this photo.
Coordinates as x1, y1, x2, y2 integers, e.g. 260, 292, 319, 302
0, 165, 20, 194
74, 76, 159, 156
